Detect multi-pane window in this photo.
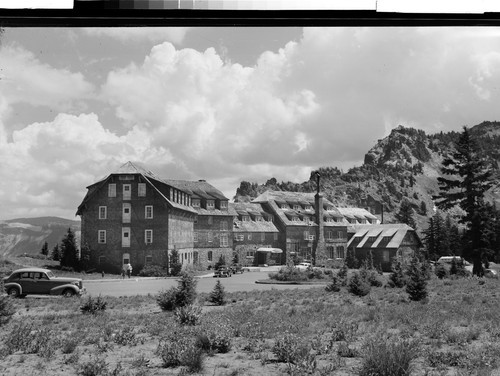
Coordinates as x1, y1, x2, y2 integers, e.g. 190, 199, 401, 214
338, 231, 344, 239
234, 234, 244, 241
293, 205, 301, 210
207, 200, 215, 209
220, 201, 228, 209
138, 183, 146, 197
99, 256, 106, 264
207, 216, 213, 225
220, 221, 228, 231
145, 255, 153, 264
327, 231, 333, 240
145, 205, 153, 219
194, 232, 198, 242
98, 230, 106, 244
327, 246, 335, 259
338, 246, 345, 259
99, 206, 107, 220
208, 232, 213, 242
123, 184, 131, 200
123, 203, 131, 223
122, 228, 130, 247
208, 251, 213, 262
303, 231, 309, 240
108, 184, 116, 197
261, 232, 265, 242
274, 233, 278, 241
220, 234, 228, 247
192, 199, 200, 208
242, 216, 250, 222
145, 230, 153, 244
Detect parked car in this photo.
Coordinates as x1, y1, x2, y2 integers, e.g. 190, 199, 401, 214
213, 267, 232, 278
296, 262, 312, 270
230, 264, 244, 274
485, 269, 498, 278
2, 268, 86, 298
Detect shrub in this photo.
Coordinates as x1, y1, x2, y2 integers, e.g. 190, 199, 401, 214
157, 272, 198, 311
337, 262, 348, 285
77, 355, 109, 376
435, 263, 448, 279
174, 305, 202, 326
360, 336, 419, 376
209, 279, 226, 306
199, 315, 233, 354
169, 248, 182, 277
325, 275, 342, 292
388, 259, 406, 288
272, 332, 310, 364
405, 257, 428, 302
348, 272, 371, 297
156, 336, 204, 372
366, 269, 383, 287
0, 294, 15, 327
269, 266, 308, 282
113, 326, 138, 346
80, 295, 107, 315
138, 265, 168, 277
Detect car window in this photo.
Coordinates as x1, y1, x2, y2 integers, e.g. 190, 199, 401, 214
20, 272, 32, 279
46, 271, 55, 279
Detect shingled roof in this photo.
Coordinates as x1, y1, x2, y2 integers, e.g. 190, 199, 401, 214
230, 202, 279, 233
347, 224, 419, 250
164, 179, 228, 201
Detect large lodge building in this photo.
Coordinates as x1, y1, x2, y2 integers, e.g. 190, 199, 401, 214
76, 162, 421, 273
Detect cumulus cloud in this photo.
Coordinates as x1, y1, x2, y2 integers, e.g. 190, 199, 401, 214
82, 27, 190, 45
0, 44, 94, 112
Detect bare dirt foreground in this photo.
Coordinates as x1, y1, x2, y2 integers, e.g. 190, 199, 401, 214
2, 275, 500, 376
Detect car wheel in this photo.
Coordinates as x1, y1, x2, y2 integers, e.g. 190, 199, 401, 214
63, 289, 75, 297
7, 287, 20, 298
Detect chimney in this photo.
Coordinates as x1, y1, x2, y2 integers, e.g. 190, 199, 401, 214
313, 172, 327, 266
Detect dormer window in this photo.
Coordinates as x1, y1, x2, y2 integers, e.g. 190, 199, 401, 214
292, 216, 300, 222
220, 201, 228, 210
192, 199, 200, 208
305, 205, 313, 210
242, 215, 250, 222
293, 205, 301, 211
280, 204, 289, 209
255, 215, 263, 222
267, 216, 273, 222
325, 217, 333, 223
207, 200, 215, 209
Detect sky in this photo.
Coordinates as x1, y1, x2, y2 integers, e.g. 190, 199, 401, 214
1, 26, 500, 220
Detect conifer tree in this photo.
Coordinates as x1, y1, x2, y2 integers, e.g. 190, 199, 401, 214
169, 248, 182, 276
40, 241, 49, 257
405, 256, 428, 301
345, 247, 358, 269
60, 228, 79, 270
395, 199, 417, 229
209, 279, 226, 306
51, 243, 60, 261
434, 127, 493, 276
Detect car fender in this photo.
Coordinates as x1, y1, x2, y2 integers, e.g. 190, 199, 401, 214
4, 282, 23, 295
50, 284, 81, 296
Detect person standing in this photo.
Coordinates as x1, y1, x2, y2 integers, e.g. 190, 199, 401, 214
126, 263, 132, 278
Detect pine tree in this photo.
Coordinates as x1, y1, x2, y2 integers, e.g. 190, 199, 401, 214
405, 256, 428, 301
51, 243, 60, 261
209, 279, 226, 305
60, 228, 80, 270
388, 259, 406, 288
169, 249, 182, 277
395, 199, 417, 229
345, 247, 358, 269
434, 127, 493, 276
40, 241, 49, 257
79, 242, 92, 272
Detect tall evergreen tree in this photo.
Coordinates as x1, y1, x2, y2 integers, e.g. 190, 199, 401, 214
395, 199, 417, 229
434, 127, 493, 275
169, 248, 182, 276
60, 228, 80, 269
51, 243, 61, 261
40, 241, 49, 257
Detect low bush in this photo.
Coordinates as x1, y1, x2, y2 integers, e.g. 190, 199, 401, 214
157, 272, 198, 311
156, 336, 204, 372
435, 263, 448, 279
156, 287, 179, 311
325, 275, 342, 292
77, 355, 109, 376
268, 266, 308, 282
360, 336, 419, 376
0, 294, 15, 327
138, 264, 168, 277
80, 295, 107, 315
348, 272, 371, 297
174, 305, 202, 326
272, 332, 310, 364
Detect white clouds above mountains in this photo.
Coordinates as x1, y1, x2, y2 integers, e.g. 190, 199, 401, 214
2, 27, 500, 219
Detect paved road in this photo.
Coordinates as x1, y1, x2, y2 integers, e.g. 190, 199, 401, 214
84, 271, 325, 297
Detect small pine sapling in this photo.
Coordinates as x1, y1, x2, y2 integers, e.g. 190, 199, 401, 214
348, 272, 371, 297
388, 259, 406, 288
209, 279, 226, 305
405, 256, 428, 302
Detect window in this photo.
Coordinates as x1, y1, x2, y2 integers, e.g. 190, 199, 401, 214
220, 234, 228, 247
306, 205, 313, 210
123, 203, 131, 223
234, 234, 244, 241
194, 232, 198, 242
122, 228, 130, 247
248, 234, 252, 240
207, 200, 215, 209
303, 231, 309, 240
208, 216, 213, 225
192, 199, 200, 208
108, 184, 116, 197
327, 231, 333, 240
242, 215, 250, 222
337, 246, 345, 259
220, 221, 228, 231
138, 183, 146, 197
338, 231, 344, 239
123, 184, 131, 200
220, 201, 228, 209
280, 204, 289, 209
267, 216, 273, 222
145, 255, 153, 264
261, 232, 265, 242
145, 205, 153, 219
292, 217, 299, 222
327, 246, 335, 259
383, 250, 390, 262
246, 250, 255, 258
255, 216, 263, 222
274, 233, 278, 241
194, 216, 198, 224
98, 230, 106, 244
293, 205, 301, 210
174, 190, 178, 203
208, 251, 213, 262
145, 230, 153, 244
99, 206, 107, 220
208, 232, 213, 242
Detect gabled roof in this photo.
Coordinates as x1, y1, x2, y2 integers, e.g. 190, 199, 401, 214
76, 161, 197, 215
347, 224, 419, 250
230, 202, 279, 233
164, 179, 228, 201
337, 207, 378, 222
